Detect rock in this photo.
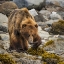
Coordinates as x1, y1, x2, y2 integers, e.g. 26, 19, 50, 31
57, 11, 64, 20
0, 40, 10, 50
0, 1, 18, 16
18, 58, 41, 64
0, 33, 9, 41
44, 27, 52, 32
0, 13, 8, 32
46, 0, 64, 8
34, 13, 47, 22
29, 9, 47, 22
13, 0, 45, 10
45, 20, 59, 25
0, 48, 7, 54
29, 9, 38, 16
0, 25, 8, 32
43, 36, 64, 55
50, 20, 64, 35
39, 10, 51, 21
29, 9, 46, 22
0, 13, 8, 23
38, 26, 50, 39
37, 22, 49, 30
49, 11, 62, 20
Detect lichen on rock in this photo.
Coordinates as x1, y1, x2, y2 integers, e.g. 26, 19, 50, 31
43, 40, 54, 47
27, 47, 64, 64
0, 54, 16, 64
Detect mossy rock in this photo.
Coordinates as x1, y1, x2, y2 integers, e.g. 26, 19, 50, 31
27, 47, 45, 56
58, 61, 64, 64
51, 20, 64, 35
42, 52, 60, 61
43, 40, 54, 47
0, 1, 18, 17
0, 54, 16, 64
27, 47, 64, 64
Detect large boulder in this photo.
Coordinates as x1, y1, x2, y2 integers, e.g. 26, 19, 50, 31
13, 0, 45, 10
50, 20, 64, 35
46, 0, 64, 8
0, 1, 18, 16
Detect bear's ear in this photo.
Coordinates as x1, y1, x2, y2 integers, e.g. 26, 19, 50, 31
14, 29, 20, 36
22, 24, 27, 28
35, 24, 38, 28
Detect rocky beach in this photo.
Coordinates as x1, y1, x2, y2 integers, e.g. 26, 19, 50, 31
0, 0, 64, 64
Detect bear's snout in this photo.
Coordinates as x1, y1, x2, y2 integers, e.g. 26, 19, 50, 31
28, 36, 33, 44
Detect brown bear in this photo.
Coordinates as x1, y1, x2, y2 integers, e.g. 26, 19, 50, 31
8, 8, 42, 52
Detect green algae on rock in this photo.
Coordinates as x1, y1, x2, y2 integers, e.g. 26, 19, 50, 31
0, 54, 16, 64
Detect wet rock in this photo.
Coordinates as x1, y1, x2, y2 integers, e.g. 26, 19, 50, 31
13, 0, 45, 10
0, 1, 18, 16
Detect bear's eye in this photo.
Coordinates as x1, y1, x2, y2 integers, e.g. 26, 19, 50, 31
24, 33, 30, 37
27, 34, 30, 37
35, 24, 38, 28
22, 24, 27, 28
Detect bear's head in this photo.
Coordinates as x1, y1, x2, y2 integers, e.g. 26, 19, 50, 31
20, 18, 38, 44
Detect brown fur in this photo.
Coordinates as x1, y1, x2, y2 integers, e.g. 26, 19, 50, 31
8, 8, 42, 52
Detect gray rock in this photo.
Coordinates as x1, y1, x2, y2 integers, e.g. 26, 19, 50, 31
38, 26, 50, 39
0, 48, 7, 54
13, 0, 45, 10
34, 13, 47, 22
19, 58, 41, 64
0, 13, 8, 32
46, 0, 64, 8
49, 11, 62, 20
57, 11, 64, 20
44, 37, 64, 55
45, 20, 59, 25
29, 9, 46, 22
44, 27, 52, 32
0, 40, 10, 50
39, 10, 51, 21
29, 9, 38, 16
0, 33, 9, 41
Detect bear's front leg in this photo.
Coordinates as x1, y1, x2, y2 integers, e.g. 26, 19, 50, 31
32, 34, 42, 49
